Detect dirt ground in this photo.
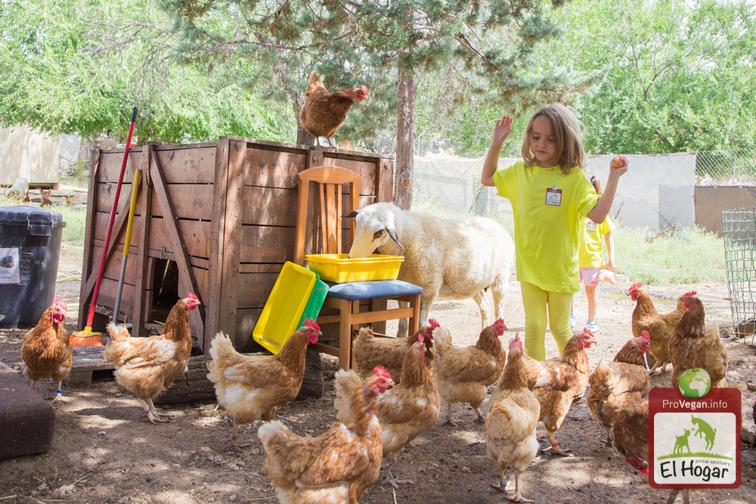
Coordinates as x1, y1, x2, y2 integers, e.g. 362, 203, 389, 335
1, 243, 754, 504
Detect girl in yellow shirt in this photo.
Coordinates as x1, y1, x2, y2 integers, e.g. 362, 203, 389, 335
577, 176, 616, 334
480, 104, 627, 360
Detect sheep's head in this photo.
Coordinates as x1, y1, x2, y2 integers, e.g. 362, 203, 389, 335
347, 203, 403, 258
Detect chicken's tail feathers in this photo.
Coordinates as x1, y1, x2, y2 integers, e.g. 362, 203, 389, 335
335, 369, 362, 398
106, 323, 130, 343
207, 332, 238, 382
431, 326, 453, 353
257, 420, 293, 451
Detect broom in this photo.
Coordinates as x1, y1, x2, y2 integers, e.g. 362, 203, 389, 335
72, 107, 138, 345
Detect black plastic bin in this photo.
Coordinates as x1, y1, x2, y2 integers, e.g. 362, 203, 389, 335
0, 206, 65, 328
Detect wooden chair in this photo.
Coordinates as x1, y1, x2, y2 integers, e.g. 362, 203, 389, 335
294, 165, 422, 370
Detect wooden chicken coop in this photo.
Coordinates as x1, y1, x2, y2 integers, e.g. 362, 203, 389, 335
78, 137, 393, 353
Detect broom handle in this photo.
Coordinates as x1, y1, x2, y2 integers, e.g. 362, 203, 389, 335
84, 107, 138, 330
112, 168, 141, 324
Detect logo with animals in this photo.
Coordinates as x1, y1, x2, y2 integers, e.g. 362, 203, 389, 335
650, 386, 741, 488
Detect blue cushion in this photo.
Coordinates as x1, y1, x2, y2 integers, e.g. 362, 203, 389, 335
326, 280, 423, 301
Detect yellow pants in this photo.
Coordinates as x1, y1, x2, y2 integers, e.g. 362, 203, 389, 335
520, 281, 574, 361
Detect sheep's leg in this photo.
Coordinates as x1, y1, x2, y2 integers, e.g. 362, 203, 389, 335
492, 272, 507, 325
472, 290, 493, 330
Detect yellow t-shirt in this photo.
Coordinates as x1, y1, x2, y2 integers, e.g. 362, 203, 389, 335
579, 217, 615, 269
493, 160, 598, 293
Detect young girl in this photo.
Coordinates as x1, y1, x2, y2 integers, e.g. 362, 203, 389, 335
578, 176, 616, 333
480, 104, 627, 361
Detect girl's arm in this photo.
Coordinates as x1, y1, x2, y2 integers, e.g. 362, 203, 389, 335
588, 156, 628, 223
604, 230, 615, 271
481, 115, 513, 187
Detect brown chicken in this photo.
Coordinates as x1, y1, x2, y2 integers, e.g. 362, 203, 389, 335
21, 299, 71, 401
258, 367, 393, 504
299, 71, 368, 147
588, 360, 650, 444
669, 295, 728, 389
104, 293, 200, 423
628, 284, 695, 374
610, 396, 649, 478
613, 330, 655, 370
353, 320, 436, 382
432, 319, 507, 424
375, 333, 439, 486
485, 333, 540, 503
207, 320, 321, 446
522, 328, 595, 456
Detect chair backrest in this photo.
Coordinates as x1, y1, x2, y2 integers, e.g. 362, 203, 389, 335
294, 165, 362, 264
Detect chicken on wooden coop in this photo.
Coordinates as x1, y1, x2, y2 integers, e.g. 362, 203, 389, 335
21, 299, 71, 401
207, 320, 321, 448
432, 319, 507, 424
522, 328, 595, 456
486, 333, 540, 503
104, 293, 200, 423
353, 319, 437, 383
375, 333, 439, 487
258, 367, 393, 504
627, 284, 695, 374
299, 71, 368, 147
669, 295, 728, 389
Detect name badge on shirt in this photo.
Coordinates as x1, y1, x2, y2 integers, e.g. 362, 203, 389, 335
545, 187, 562, 206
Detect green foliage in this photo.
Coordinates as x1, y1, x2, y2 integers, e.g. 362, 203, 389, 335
163, 0, 569, 149
0, 0, 294, 143
536, 0, 756, 154
613, 226, 726, 285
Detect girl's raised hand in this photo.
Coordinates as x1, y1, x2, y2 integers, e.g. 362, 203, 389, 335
492, 115, 513, 145
610, 155, 628, 177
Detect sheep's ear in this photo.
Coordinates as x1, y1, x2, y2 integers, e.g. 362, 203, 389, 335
386, 227, 403, 250
346, 210, 359, 218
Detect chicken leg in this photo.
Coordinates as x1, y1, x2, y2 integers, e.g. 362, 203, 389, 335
380, 456, 413, 488
492, 471, 533, 503
666, 489, 690, 504
138, 398, 167, 423
541, 431, 573, 457
53, 380, 69, 402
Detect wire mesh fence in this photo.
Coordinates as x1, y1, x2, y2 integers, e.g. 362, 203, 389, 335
696, 149, 756, 186
722, 208, 756, 343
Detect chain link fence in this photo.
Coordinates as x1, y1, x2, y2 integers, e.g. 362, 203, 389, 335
696, 149, 756, 186
723, 208, 756, 344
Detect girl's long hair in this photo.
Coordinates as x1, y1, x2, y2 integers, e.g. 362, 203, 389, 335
522, 103, 585, 174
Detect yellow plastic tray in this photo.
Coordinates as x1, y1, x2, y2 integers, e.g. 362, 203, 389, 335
305, 253, 404, 283
252, 261, 316, 354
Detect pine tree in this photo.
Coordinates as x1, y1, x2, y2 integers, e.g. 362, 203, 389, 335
164, 0, 568, 208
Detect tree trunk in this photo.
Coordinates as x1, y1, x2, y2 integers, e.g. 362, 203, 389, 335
394, 66, 415, 210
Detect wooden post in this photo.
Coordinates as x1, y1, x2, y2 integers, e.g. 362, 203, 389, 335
217, 139, 246, 350
395, 66, 415, 210
78, 147, 100, 327
206, 139, 230, 346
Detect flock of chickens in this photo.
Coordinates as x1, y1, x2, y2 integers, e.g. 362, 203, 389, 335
19, 283, 729, 504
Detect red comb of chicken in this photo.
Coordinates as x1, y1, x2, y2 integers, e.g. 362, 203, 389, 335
373, 366, 391, 380
641, 330, 651, 342
53, 298, 68, 313
582, 327, 595, 339
493, 319, 507, 335
304, 319, 321, 332
627, 283, 642, 295
428, 319, 440, 329
187, 292, 198, 301
509, 332, 523, 351
682, 290, 697, 298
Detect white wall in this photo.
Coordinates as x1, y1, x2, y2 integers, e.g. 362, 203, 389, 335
0, 126, 71, 185
412, 153, 697, 231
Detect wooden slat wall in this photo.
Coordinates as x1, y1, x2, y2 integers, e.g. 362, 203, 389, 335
82, 138, 393, 353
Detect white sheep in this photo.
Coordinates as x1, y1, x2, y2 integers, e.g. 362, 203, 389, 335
348, 202, 514, 337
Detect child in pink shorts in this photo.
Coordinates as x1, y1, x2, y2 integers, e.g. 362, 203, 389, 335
576, 176, 615, 332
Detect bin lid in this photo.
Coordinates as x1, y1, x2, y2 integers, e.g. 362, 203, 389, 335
0, 206, 64, 227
